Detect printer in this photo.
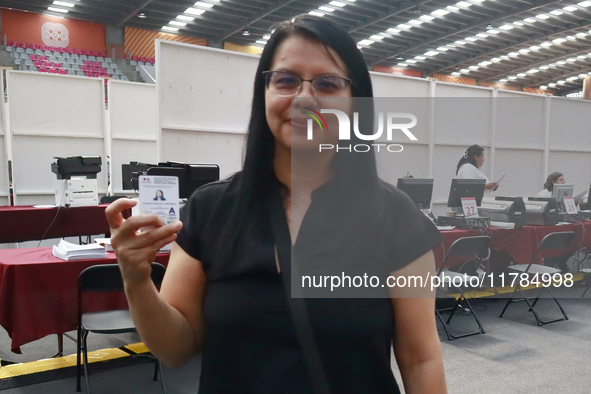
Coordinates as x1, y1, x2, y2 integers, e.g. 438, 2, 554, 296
52, 156, 102, 207
478, 196, 527, 227
524, 197, 559, 226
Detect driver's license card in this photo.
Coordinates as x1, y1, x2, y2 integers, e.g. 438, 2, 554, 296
138, 175, 180, 225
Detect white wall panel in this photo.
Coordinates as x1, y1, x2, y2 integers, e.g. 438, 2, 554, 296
548, 97, 591, 152
370, 72, 430, 97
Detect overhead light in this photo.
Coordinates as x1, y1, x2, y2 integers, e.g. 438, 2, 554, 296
550, 10, 563, 15
415, 55, 426, 60
255, 40, 267, 45
420, 15, 435, 21
491, 57, 501, 62
540, 85, 547, 89
263, 34, 271, 40
563, 5, 577, 11
578, 1, 591, 7
437, 47, 449, 51
169, 20, 186, 26
540, 41, 553, 47
488, 29, 500, 34
425, 51, 439, 56
579, 74, 588, 78
479, 61, 492, 66
398, 63, 408, 67
567, 57, 577, 62
513, 21, 524, 26
408, 19, 423, 25
500, 55, 510, 59
548, 63, 557, 67
177, 15, 194, 21
432, 9, 450, 16
308, 11, 325, 17
556, 60, 567, 64
535, 14, 550, 19
476, 33, 488, 38
387, 28, 401, 34
329, 1, 347, 6
398, 24, 412, 30
519, 49, 530, 54
47, 6, 68, 13
138, 12, 147, 18
406, 59, 417, 64
548, 83, 556, 87
500, 79, 508, 82
469, 65, 479, 70
460, 69, 470, 73
370, 35, 384, 40
529, 45, 541, 51
576, 32, 588, 38
465, 37, 478, 42
451, 72, 461, 76
455, 40, 466, 45
318, 6, 335, 12
162, 26, 179, 32
567, 76, 578, 81
566, 35, 577, 40
499, 24, 514, 30
242, 30, 250, 36
523, 18, 537, 23
357, 39, 374, 46
508, 76, 517, 80
446, 5, 460, 11
185, 7, 206, 15
456, 1, 472, 6
526, 69, 539, 73
517, 73, 527, 77
447, 44, 456, 48
194, 1, 214, 8
508, 52, 519, 57
557, 80, 566, 84
53, 1, 75, 7
540, 65, 550, 69
552, 38, 567, 44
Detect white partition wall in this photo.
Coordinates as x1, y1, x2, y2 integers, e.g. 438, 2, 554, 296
156, 40, 258, 178
7, 71, 106, 205
0, 71, 11, 205
108, 80, 158, 194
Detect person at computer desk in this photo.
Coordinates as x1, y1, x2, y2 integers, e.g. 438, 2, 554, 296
456, 144, 498, 197
537, 172, 564, 197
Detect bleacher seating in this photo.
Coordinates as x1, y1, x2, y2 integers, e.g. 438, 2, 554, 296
5, 41, 125, 81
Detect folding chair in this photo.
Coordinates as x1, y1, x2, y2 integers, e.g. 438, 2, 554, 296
76, 263, 167, 394
500, 231, 574, 326
436, 235, 490, 340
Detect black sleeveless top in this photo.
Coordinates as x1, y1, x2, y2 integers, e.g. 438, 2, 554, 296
176, 173, 442, 393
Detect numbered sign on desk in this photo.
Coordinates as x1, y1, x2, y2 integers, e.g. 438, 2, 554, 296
563, 196, 577, 215
461, 197, 478, 217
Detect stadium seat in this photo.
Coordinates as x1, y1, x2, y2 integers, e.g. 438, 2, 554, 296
85, 72, 93, 77
68, 70, 76, 76
76, 71, 85, 77
14, 59, 21, 65
80, 55, 87, 60
54, 63, 62, 69
48, 46, 56, 51
49, 56, 57, 62
106, 68, 114, 75
130, 60, 137, 66
108, 63, 117, 69
40, 45, 47, 51
71, 54, 79, 59
97, 57, 104, 62
59, 69, 67, 75
16, 47, 24, 54
121, 76, 129, 81
63, 64, 71, 70
66, 48, 74, 54
88, 55, 96, 61
30, 54, 37, 61
93, 61, 100, 67
57, 47, 65, 53
58, 57, 66, 63
131, 55, 139, 61
53, 51, 60, 57
115, 69, 123, 75
76, 59, 84, 65
44, 50, 52, 56
48, 68, 57, 74
34, 61, 42, 68
30, 44, 38, 50
112, 74, 120, 80
29, 66, 38, 72
81, 65, 88, 72
20, 53, 28, 59
63, 53, 70, 59
101, 62, 109, 68
44, 61, 52, 67
84, 60, 92, 66
26, 48, 34, 55
72, 65, 81, 71
105, 57, 113, 63
84, 50, 91, 56
75, 49, 83, 55
99, 51, 107, 57
6, 46, 13, 52
67, 59, 76, 65
22, 43, 30, 49
40, 55, 47, 61
25, 59, 33, 66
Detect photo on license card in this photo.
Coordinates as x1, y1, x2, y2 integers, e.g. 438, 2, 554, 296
138, 175, 180, 225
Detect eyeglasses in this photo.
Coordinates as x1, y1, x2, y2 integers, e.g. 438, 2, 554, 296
262, 70, 352, 97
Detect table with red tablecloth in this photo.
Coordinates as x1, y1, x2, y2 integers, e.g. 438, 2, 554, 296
436, 222, 591, 269
0, 205, 125, 243
0, 247, 170, 353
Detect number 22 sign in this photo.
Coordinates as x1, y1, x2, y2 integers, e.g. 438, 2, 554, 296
461, 197, 478, 217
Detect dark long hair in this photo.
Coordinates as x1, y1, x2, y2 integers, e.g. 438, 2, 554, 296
544, 172, 563, 192
205, 15, 380, 273
456, 144, 484, 175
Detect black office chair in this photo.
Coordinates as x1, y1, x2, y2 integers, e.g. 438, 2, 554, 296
499, 231, 574, 326
436, 236, 490, 340
76, 263, 167, 394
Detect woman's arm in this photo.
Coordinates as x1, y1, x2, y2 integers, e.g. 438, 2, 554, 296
388, 251, 447, 394
107, 199, 207, 369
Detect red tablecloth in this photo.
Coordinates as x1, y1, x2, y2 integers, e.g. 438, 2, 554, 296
437, 222, 591, 268
0, 205, 121, 243
0, 247, 170, 353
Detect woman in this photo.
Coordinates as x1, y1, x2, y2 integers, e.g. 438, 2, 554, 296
537, 172, 565, 197
153, 190, 166, 201
106, 15, 446, 393
456, 144, 498, 197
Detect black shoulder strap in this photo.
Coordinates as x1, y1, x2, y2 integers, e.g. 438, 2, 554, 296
267, 188, 331, 394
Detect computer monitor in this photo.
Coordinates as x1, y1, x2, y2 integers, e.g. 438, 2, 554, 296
122, 162, 155, 191
397, 178, 433, 209
147, 164, 219, 199
552, 183, 574, 212
580, 184, 591, 210
447, 178, 486, 208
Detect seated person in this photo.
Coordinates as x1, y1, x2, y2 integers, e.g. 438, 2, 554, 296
537, 172, 564, 197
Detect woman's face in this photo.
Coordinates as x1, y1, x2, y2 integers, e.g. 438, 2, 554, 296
555, 175, 565, 185
474, 152, 485, 168
156, 190, 163, 198
265, 35, 352, 154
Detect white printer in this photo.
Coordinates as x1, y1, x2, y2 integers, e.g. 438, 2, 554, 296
52, 156, 102, 207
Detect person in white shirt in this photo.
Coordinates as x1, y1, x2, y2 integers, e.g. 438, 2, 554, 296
456, 145, 498, 197
537, 172, 564, 197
